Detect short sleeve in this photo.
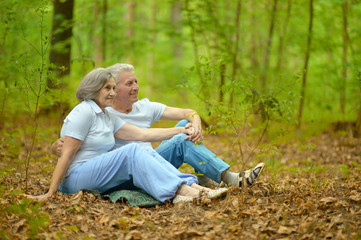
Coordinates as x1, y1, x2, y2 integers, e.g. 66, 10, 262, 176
142, 99, 166, 122
112, 115, 126, 133
61, 104, 94, 141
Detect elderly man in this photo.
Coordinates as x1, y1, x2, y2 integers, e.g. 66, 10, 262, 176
53, 63, 264, 187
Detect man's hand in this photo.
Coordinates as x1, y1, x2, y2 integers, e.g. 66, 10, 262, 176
185, 123, 203, 143
51, 138, 64, 157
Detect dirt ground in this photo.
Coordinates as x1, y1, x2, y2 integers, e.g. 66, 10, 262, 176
1, 124, 361, 239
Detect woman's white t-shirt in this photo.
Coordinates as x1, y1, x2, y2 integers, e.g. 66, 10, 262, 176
60, 100, 125, 176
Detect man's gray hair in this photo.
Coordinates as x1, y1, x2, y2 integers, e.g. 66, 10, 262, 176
106, 63, 134, 82
76, 68, 113, 102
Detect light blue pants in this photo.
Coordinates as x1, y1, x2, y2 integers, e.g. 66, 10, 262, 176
155, 120, 230, 183
58, 143, 198, 202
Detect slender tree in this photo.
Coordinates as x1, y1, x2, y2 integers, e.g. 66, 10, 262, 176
340, 0, 349, 115
203, 0, 231, 103
124, 0, 137, 63
297, 0, 314, 127
229, 0, 242, 106
219, 62, 226, 103
260, 0, 278, 92
146, 0, 158, 96
276, 0, 292, 73
249, 1, 260, 71
48, 0, 74, 89
171, 0, 182, 58
184, 0, 207, 103
94, 0, 108, 66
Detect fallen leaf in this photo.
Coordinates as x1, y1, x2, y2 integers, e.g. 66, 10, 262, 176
70, 191, 83, 205
349, 194, 361, 203
278, 226, 294, 235
125, 230, 142, 240
320, 197, 337, 204
13, 219, 26, 233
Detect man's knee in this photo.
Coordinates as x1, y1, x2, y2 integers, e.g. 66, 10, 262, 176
172, 133, 188, 143
175, 119, 189, 127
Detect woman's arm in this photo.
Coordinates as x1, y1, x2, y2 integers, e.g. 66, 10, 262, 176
114, 123, 191, 142
26, 136, 82, 201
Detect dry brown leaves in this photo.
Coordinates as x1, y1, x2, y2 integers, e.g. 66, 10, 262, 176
1, 128, 361, 239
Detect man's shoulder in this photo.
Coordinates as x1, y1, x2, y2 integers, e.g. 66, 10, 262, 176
134, 98, 157, 109
135, 98, 151, 105
136, 98, 166, 107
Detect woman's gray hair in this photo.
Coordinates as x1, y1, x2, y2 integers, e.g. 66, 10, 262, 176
106, 63, 134, 82
76, 68, 114, 101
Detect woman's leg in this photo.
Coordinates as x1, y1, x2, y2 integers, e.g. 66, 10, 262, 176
59, 143, 198, 202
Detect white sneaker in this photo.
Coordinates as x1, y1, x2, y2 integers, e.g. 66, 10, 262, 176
206, 188, 229, 199
240, 162, 265, 187
172, 195, 194, 204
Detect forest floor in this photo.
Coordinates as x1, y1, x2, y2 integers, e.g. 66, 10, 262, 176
0, 117, 361, 240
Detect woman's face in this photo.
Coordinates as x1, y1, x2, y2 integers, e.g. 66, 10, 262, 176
94, 77, 117, 110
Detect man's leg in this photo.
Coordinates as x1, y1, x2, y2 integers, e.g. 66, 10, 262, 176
155, 120, 229, 183
155, 120, 265, 187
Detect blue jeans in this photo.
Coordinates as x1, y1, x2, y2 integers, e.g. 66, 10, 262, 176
58, 143, 197, 202
155, 120, 230, 183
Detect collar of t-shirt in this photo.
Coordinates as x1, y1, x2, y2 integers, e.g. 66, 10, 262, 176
85, 100, 104, 115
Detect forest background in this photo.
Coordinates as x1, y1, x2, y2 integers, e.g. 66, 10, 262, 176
0, 0, 361, 239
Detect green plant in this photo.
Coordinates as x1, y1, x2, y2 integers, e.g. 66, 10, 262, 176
7, 198, 50, 239
13, 2, 52, 192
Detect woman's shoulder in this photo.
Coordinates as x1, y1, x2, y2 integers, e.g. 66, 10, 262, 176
66, 101, 95, 120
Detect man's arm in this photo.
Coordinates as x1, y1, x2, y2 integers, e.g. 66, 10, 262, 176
160, 106, 203, 142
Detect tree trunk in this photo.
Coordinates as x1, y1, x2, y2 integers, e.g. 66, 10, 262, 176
171, 0, 182, 58
184, 0, 208, 104
146, 0, 157, 96
48, 0, 74, 89
260, 0, 278, 92
276, 0, 292, 73
340, 0, 348, 115
94, 0, 107, 66
356, 72, 361, 137
229, 0, 242, 106
249, 1, 259, 71
203, 0, 231, 104
124, 1, 137, 63
219, 63, 226, 103
297, 0, 314, 127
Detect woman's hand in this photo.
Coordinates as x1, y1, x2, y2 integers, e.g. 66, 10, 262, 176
24, 192, 52, 202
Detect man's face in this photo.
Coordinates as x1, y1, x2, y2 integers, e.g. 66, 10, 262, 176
116, 71, 139, 104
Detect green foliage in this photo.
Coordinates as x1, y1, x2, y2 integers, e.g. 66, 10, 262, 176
7, 198, 50, 239
0, 0, 360, 127
0, 0, 361, 194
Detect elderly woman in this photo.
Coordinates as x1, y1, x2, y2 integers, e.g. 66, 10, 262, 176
26, 68, 227, 203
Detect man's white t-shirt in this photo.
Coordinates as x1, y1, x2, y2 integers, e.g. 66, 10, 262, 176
106, 98, 166, 149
